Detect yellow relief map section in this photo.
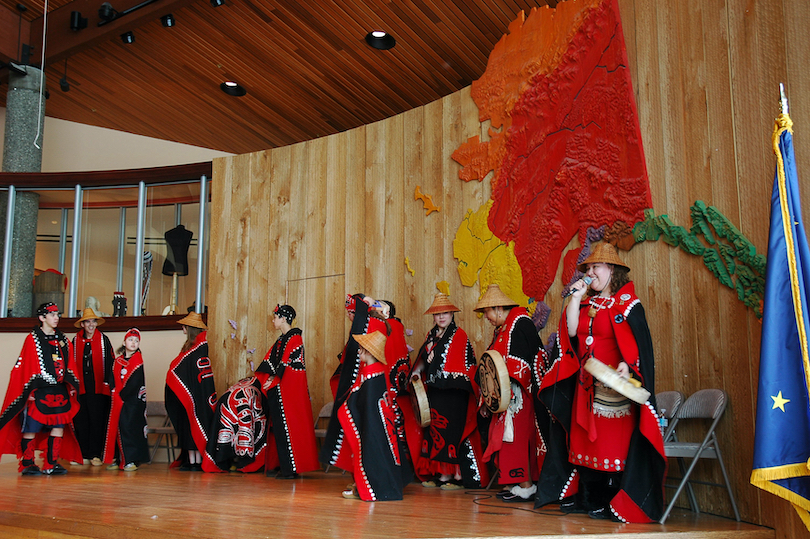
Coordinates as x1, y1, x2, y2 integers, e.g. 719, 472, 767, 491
453, 200, 533, 314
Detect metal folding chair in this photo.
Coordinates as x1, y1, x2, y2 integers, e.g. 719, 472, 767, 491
657, 390, 699, 513
314, 401, 334, 472
660, 389, 740, 523
655, 390, 684, 442
146, 400, 177, 464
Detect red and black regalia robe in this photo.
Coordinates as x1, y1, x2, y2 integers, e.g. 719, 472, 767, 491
320, 297, 384, 469
413, 321, 489, 488
338, 360, 403, 501
481, 307, 543, 486
0, 328, 82, 468
204, 376, 268, 473
328, 294, 369, 400
165, 331, 217, 468
72, 329, 114, 460
256, 328, 320, 476
535, 282, 666, 523
382, 316, 418, 486
103, 351, 149, 466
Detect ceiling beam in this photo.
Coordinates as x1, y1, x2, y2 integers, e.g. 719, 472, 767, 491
29, 0, 199, 65
0, 4, 29, 63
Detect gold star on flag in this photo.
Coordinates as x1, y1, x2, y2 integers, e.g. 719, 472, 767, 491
771, 391, 790, 412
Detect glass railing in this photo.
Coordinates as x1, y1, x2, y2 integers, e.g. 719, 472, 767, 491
0, 162, 211, 329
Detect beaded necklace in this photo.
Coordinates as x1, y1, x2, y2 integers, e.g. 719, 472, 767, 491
587, 295, 615, 318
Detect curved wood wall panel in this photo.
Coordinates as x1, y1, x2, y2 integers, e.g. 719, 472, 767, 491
209, 0, 810, 535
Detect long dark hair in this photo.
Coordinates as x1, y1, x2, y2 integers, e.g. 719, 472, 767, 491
181, 325, 204, 352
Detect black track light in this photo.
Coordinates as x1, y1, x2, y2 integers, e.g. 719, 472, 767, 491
59, 59, 69, 92
70, 11, 88, 31
98, 2, 116, 21
121, 31, 135, 44
210, 0, 225, 7
161, 14, 175, 27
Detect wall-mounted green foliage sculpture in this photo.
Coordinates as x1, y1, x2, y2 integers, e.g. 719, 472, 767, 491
633, 201, 766, 318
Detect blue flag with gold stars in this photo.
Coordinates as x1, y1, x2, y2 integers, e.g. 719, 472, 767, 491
751, 112, 810, 530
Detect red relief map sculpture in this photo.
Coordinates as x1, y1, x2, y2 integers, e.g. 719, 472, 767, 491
452, 0, 651, 302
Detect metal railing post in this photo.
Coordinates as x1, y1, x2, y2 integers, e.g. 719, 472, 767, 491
195, 175, 207, 313
133, 181, 147, 315
1, 186, 16, 317
67, 185, 83, 317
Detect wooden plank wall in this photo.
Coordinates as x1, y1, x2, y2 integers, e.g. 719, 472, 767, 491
209, 0, 810, 536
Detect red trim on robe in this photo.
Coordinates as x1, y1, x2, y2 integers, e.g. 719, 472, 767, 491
166, 331, 217, 469
72, 330, 113, 396
103, 351, 145, 465
261, 330, 320, 474
0, 331, 82, 466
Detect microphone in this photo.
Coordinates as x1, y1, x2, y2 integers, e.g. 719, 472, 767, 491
563, 276, 593, 298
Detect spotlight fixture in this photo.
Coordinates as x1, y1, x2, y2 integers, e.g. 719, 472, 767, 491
161, 13, 175, 27
220, 81, 246, 97
98, 2, 117, 21
121, 31, 135, 44
210, 0, 225, 7
59, 59, 70, 92
69, 11, 88, 31
365, 30, 395, 50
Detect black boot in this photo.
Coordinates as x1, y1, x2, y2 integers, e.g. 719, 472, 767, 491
20, 438, 41, 475
43, 436, 67, 475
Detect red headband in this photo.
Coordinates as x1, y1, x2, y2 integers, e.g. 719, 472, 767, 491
345, 294, 356, 314
124, 328, 141, 341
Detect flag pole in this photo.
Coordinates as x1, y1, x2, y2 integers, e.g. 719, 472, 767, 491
780, 83, 789, 115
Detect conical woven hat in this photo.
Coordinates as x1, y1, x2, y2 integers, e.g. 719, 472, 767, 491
424, 293, 460, 315
473, 284, 518, 312
577, 242, 630, 273
177, 312, 208, 330
74, 307, 105, 328
352, 331, 387, 364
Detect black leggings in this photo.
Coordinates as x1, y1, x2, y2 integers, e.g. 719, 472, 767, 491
578, 466, 622, 510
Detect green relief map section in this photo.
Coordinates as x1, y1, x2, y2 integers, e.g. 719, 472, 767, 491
453, 200, 533, 313
634, 201, 766, 318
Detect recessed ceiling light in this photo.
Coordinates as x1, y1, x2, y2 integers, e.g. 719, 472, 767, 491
365, 30, 395, 50
220, 81, 247, 96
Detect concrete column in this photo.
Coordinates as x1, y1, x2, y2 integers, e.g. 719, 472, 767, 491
0, 66, 45, 317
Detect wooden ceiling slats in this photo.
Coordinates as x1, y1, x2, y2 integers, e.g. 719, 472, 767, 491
366, 0, 488, 81
193, 4, 420, 121
0, 0, 553, 154
277, 1, 463, 105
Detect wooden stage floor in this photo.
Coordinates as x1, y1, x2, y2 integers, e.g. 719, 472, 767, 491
0, 461, 773, 539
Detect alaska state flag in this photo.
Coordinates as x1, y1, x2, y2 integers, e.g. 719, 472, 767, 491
751, 113, 810, 530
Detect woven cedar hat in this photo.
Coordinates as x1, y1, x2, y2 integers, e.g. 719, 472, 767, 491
352, 331, 387, 365
424, 293, 460, 315
473, 284, 518, 313
177, 311, 208, 330
74, 307, 106, 328
577, 242, 630, 273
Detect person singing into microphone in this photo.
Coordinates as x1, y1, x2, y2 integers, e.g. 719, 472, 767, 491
536, 242, 666, 523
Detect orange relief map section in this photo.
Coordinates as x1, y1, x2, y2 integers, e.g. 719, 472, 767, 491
452, 0, 651, 302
